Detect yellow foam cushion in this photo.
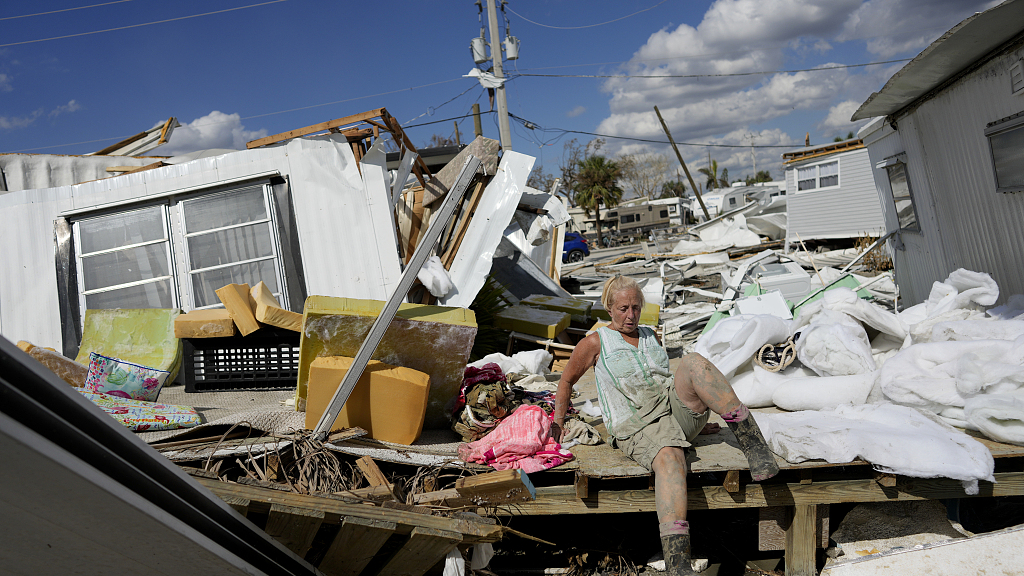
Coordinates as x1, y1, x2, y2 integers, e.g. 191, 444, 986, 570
305, 356, 430, 445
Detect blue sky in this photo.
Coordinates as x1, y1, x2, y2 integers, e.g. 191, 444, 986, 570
0, 0, 1000, 183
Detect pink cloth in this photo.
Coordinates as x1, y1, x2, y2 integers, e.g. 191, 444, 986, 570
458, 405, 573, 473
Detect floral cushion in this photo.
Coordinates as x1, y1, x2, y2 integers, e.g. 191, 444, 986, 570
85, 352, 170, 402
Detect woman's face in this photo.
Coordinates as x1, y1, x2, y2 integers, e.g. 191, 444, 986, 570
609, 288, 644, 335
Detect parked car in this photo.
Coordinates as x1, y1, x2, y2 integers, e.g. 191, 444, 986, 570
562, 232, 590, 263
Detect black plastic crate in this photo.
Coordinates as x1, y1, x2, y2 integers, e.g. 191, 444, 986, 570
182, 327, 301, 392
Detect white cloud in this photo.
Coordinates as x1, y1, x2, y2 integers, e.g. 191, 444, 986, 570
49, 100, 81, 118
566, 105, 586, 118
0, 73, 12, 92
594, 0, 990, 183
837, 0, 996, 57
817, 100, 870, 135
0, 109, 42, 130
156, 111, 268, 156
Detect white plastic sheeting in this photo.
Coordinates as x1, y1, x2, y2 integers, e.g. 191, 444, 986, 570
757, 404, 995, 494
440, 151, 534, 307
694, 314, 791, 379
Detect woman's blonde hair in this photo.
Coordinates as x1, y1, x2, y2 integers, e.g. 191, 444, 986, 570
601, 275, 643, 311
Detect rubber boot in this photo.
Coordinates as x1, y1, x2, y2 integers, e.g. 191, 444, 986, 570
661, 533, 698, 576
726, 414, 780, 481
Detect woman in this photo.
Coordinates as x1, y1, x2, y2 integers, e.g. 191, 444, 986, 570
552, 276, 778, 576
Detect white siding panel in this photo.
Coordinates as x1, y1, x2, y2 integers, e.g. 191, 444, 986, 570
0, 187, 73, 345
786, 148, 886, 241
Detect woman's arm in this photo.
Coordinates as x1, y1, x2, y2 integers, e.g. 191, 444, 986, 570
552, 332, 601, 441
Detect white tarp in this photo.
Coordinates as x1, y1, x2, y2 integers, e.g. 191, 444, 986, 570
757, 404, 995, 494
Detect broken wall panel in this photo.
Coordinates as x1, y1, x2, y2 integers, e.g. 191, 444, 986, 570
439, 151, 535, 308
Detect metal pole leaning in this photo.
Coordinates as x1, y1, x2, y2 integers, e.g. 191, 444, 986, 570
654, 105, 710, 221
313, 155, 484, 438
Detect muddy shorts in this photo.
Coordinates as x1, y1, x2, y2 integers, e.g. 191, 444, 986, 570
611, 387, 710, 471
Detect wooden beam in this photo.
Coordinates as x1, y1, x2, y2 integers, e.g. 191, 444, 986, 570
247, 108, 387, 148
318, 516, 395, 576
378, 527, 462, 576
265, 503, 324, 557
495, 471, 1024, 515
758, 505, 829, 552
414, 470, 536, 507
874, 471, 897, 487
575, 472, 589, 499
193, 477, 503, 543
785, 504, 817, 576
723, 470, 740, 493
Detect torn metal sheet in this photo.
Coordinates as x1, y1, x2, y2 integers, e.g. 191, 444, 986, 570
360, 138, 404, 296
440, 151, 535, 308
391, 149, 418, 206
490, 237, 572, 301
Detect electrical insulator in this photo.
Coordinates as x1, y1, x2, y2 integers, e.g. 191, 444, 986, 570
504, 35, 520, 60
470, 36, 488, 64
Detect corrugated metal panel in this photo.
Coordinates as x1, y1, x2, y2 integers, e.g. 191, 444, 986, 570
0, 154, 156, 192
877, 45, 1024, 305
785, 148, 885, 241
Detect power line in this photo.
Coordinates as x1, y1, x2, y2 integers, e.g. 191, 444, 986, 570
0, 0, 288, 48
12, 77, 474, 152
0, 0, 133, 21
507, 113, 798, 148
515, 59, 912, 80
505, 0, 669, 30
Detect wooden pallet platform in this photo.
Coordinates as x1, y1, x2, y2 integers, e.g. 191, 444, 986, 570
193, 477, 502, 576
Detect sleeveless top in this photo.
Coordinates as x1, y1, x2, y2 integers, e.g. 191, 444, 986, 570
594, 326, 672, 439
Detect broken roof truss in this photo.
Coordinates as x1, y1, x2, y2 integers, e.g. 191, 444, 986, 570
246, 107, 432, 185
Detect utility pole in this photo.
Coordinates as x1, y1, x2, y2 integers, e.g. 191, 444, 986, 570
472, 103, 483, 137
485, 0, 512, 150
749, 133, 756, 177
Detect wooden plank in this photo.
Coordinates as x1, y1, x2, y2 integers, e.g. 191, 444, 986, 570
785, 504, 817, 576
874, 471, 897, 487
441, 180, 486, 269
723, 470, 740, 493
222, 495, 249, 517
247, 108, 386, 148
319, 516, 396, 576
265, 503, 324, 557
193, 477, 503, 543
575, 472, 589, 499
356, 456, 391, 488
378, 526, 462, 576
422, 136, 499, 206
495, 471, 1024, 515
456, 469, 536, 504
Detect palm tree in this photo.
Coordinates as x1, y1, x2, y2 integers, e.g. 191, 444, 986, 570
697, 159, 730, 190
574, 156, 623, 249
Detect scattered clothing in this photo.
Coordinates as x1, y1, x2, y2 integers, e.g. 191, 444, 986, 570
458, 405, 573, 473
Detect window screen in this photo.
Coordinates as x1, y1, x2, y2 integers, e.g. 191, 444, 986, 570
797, 166, 817, 191
75, 206, 175, 311
72, 180, 289, 315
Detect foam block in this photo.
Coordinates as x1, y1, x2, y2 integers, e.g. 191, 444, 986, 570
494, 305, 571, 339
304, 356, 430, 445
215, 283, 259, 336
18, 341, 88, 388
251, 281, 302, 332
174, 309, 237, 338
591, 301, 660, 325
74, 308, 182, 382
299, 296, 477, 429
521, 294, 593, 324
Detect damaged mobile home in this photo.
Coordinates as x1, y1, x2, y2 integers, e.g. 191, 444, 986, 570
6, 2, 1024, 574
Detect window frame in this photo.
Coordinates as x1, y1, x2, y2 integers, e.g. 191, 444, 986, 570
795, 159, 840, 192
68, 178, 293, 320
985, 113, 1024, 194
